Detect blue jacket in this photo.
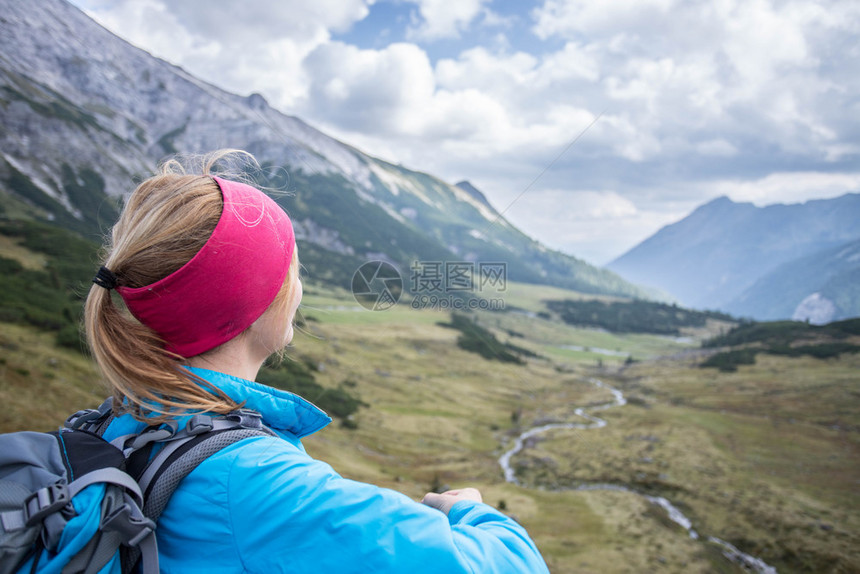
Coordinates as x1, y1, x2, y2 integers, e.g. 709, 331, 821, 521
102, 368, 550, 573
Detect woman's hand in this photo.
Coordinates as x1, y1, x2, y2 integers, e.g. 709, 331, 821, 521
421, 488, 483, 515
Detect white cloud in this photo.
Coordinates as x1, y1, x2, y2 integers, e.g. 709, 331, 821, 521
80, 0, 213, 62
535, 42, 601, 84
532, 0, 860, 161
168, 0, 370, 42
303, 42, 435, 133
566, 190, 638, 220
696, 139, 738, 157
500, 189, 681, 265
304, 40, 606, 165
706, 172, 860, 206
419, 88, 509, 142
78, 0, 372, 108
404, 0, 490, 40
77, 0, 860, 179
590, 114, 662, 162
532, 0, 678, 39
436, 47, 538, 92
823, 144, 860, 163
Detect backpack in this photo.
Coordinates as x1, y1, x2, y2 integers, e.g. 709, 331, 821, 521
0, 399, 274, 574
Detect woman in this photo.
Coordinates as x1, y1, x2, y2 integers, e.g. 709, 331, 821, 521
85, 151, 550, 573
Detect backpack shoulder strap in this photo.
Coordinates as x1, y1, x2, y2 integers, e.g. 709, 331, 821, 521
121, 410, 275, 572
141, 426, 274, 521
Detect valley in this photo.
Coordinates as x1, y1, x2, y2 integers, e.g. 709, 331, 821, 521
3, 277, 856, 573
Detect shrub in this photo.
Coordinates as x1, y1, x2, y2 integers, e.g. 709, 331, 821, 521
257, 359, 368, 425
699, 349, 757, 372
56, 323, 87, 352
765, 343, 860, 360
0, 222, 97, 355
546, 298, 733, 335
438, 313, 524, 364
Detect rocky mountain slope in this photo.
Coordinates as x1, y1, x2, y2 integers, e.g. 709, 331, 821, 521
607, 194, 860, 318
0, 0, 648, 298
726, 238, 860, 323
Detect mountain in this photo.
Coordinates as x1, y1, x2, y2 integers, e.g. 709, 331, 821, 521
454, 181, 496, 213
0, 0, 649, 299
726, 239, 860, 323
606, 194, 860, 317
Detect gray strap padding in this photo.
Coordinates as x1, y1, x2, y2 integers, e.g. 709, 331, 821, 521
143, 429, 270, 521
134, 440, 187, 494
136, 419, 274, 494
2, 469, 144, 537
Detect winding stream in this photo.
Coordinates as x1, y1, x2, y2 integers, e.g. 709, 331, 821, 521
498, 378, 777, 574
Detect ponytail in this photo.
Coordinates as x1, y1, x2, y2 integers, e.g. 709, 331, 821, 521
84, 150, 265, 421
84, 284, 237, 420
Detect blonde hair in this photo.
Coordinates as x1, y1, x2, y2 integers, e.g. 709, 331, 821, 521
85, 150, 298, 421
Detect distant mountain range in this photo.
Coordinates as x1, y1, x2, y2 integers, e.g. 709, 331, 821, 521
0, 0, 649, 300
607, 194, 860, 322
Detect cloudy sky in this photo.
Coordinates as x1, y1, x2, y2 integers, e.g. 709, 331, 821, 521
72, 0, 860, 265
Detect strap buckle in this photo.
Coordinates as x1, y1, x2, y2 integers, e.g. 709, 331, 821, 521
65, 398, 113, 430
23, 483, 71, 527
103, 501, 156, 548
65, 408, 103, 430
225, 408, 264, 429
186, 414, 214, 435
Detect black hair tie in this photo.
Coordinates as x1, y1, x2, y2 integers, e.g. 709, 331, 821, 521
93, 266, 118, 290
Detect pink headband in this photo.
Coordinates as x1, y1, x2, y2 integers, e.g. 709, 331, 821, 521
118, 176, 295, 357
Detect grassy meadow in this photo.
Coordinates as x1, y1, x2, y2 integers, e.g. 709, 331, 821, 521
1, 266, 857, 573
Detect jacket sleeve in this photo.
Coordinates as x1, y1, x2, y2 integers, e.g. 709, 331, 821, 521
224, 437, 550, 574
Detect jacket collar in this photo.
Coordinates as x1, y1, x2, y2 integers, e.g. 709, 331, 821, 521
187, 367, 331, 438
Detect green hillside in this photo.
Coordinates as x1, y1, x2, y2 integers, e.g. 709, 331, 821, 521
704, 318, 860, 348
0, 219, 98, 350
699, 318, 860, 371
